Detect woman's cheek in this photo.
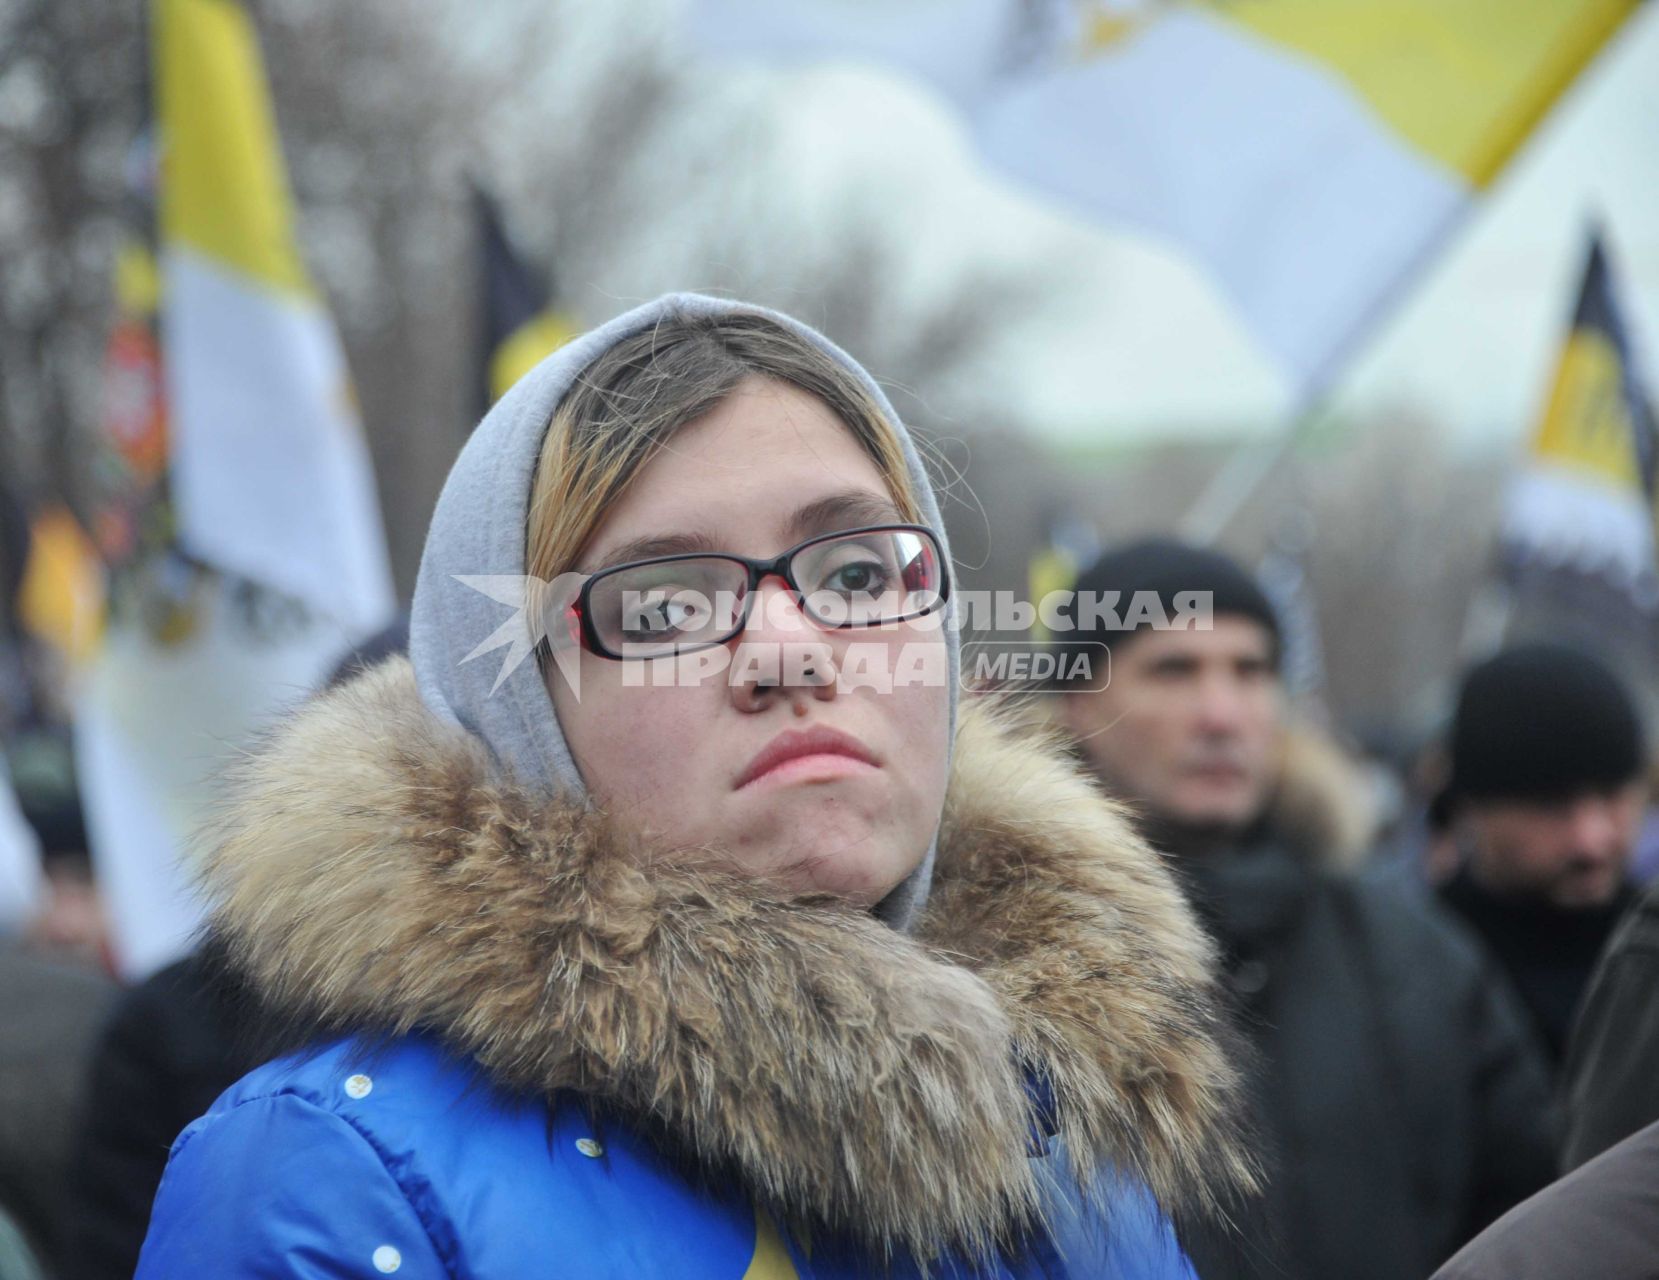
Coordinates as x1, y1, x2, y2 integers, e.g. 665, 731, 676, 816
598, 690, 722, 818
902, 684, 954, 839
888, 638, 952, 762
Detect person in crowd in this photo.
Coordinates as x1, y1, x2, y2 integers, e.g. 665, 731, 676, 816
61, 617, 411, 1280
8, 780, 112, 973
60, 944, 258, 1280
1430, 1118, 1659, 1280
0, 933, 115, 1272
1049, 538, 1556, 1280
1435, 643, 1647, 1068
1560, 870, 1659, 1170
136, 295, 1257, 1277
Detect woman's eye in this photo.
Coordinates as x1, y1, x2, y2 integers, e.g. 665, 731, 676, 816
619, 592, 702, 640
822, 558, 892, 595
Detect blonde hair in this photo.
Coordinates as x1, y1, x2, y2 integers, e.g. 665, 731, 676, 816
526, 310, 922, 587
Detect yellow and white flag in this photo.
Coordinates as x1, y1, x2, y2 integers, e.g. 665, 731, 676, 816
1505, 233, 1658, 594
156, 0, 392, 631
981, 1, 1638, 392
73, 0, 395, 979
689, 0, 1637, 396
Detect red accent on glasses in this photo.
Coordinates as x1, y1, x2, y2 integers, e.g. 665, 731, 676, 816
902, 541, 936, 594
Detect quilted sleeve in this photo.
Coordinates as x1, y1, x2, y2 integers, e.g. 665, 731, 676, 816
135, 1093, 451, 1280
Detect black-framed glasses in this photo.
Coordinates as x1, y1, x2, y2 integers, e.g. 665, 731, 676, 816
567, 524, 950, 660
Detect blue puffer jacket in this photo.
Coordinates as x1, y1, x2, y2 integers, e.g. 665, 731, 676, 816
135, 661, 1250, 1277
138, 1034, 1194, 1278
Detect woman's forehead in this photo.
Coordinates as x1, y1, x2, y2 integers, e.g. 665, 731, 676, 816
584, 382, 906, 563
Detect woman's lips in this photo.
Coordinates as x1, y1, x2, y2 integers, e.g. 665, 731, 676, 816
735, 726, 880, 790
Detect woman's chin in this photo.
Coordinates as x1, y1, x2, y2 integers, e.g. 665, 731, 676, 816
769, 834, 921, 906
651, 788, 927, 904
787, 861, 901, 907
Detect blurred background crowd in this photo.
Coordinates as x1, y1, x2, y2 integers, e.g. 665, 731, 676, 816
1, 1, 1656, 1277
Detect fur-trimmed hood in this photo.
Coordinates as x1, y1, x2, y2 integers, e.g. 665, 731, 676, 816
199, 657, 1255, 1262
1270, 724, 1383, 872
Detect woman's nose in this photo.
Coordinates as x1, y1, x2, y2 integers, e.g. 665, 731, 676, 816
727, 575, 838, 714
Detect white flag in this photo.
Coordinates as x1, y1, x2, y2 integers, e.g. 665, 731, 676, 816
75, 580, 351, 978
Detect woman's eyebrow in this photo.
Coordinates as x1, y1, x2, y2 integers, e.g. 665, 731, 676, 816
784, 491, 904, 542
583, 492, 903, 572
584, 530, 718, 572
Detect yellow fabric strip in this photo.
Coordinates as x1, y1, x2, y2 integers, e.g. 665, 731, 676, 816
489, 310, 580, 404
19, 506, 106, 666
1027, 545, 1077, 645
155, 0, 312, 295
1532, 328, 1644, 491
115, 238, 163, 316
1082, 11, 1139, 52
741, 1203, 800, 1279
1211, 0, 1636, 186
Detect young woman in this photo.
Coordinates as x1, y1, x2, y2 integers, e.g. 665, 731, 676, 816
137, 294, 1253, 1278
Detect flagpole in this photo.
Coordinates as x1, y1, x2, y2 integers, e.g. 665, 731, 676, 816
1179, 195, 1470, 544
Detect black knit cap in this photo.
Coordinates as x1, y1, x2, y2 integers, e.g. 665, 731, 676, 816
1050, 537, 1281, 686
1448, 642, 1646, 806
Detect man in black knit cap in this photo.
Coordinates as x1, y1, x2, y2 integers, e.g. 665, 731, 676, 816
1050, 538, 1554, 1280
1436, 643, 1647, 1071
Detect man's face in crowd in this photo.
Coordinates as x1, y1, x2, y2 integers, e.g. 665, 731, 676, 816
1061, 616, 1284, 841
1459, 782, 1644, 909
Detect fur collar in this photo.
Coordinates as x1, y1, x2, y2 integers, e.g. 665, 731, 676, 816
201, 657, 1254, 1261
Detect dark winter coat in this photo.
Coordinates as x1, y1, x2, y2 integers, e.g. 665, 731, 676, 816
1439, 868, 1636, 1067
1431, 1119, 1659, 1280
137, 660, 1257, 1277
1561, 876, 1659, 1170
61, 949, 261, 1280
1171, 798, 1557, 1279
0, 945, 115, 1268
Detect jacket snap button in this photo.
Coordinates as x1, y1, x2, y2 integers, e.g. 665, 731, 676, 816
1231, 960, 1270, 996
372, 1244, 401, 1273
344, 1074, 373, 1100
575, 1137, 603, 1158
